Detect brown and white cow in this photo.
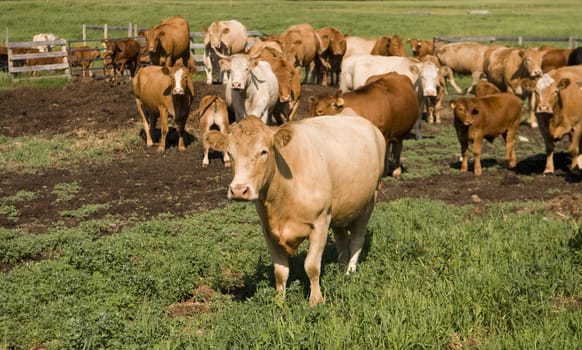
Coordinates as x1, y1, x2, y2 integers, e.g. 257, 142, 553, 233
140, 15, 191, 67
203, 19, 248, 85
450, 93, 522, 175
32, 33, 59, 52
68, 46, 100, 78
205, 115, 385, 306
407, 38, 434, 58
132, 60, 195, 152
435, 41, 502, 94
533, 66, 582, 174
308, 72, 419, 179
312, 27, 346, 86
482, 46, 544, 127
101, 38, 141, 84
278, 23, 321, 83
193, 94, 231, 168
343, 35, 406, 59
474, 80, 502, 97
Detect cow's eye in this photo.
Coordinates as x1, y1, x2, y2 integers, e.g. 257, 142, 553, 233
258, 149, 269, 158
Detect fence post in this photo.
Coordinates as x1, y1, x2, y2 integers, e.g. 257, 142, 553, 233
128, 23, 132, 37
82, 24, 87, 46
104, 24, 108, 39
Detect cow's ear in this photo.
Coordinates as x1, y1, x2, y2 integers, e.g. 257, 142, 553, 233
334, 89, 343, 99
218, 58, 231, 71
308, 96, 316, 104
202, 26, 208, 33
471, 107, 479, 115
450, 100, 456, 109
161, 66, 170, 75
517, 49, 526, 58
334, 98, 345, 108
222, 28, 231, 35
274, 127, 294, 149
409, 64, 420, 75
557, 78, 571, 91
205, 130, 229, 152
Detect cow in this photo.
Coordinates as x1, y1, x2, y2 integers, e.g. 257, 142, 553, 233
450, 93, 522, 175
308, 72, 419, 179
140, 15, 191, 67
278, 23, 321, 83
68, 46, 100, 78
204, 115, 385, 306
339, 54, 447, 139
263, 53, 302, 124
202, 19, 248, 85
216, 50, 279, 124
419, 55, 463, 123
407, 38, 434, 58
32, 33, 58, 52
568, 47, 582, 66
435, 41, 502, 94
474, 80, 502, 97
532, 66, 582, 174
343, 35, 406, 59
482, 46, 544, 127
101, 38, 141, 84
539, 45, 572, 72
132, 60, 195, 152
312, 27, 346, 86
193, 95, 231, 168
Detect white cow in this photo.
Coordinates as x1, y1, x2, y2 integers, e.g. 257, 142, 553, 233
217, 51, 279, 124
340, 55, 445, 139
32, 33, 59, 52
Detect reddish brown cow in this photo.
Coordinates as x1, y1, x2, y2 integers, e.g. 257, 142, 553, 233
205, 115, 385, 306
308, 72, 419, 179
132, 61, 195, 152
140, 15, 191, 67
407, 38, 434, 58
474, 81, 502, 97
450, 93, 522, 175
193, 95, 231, 168
539, 45, 573, 72
313, 27, 346, 86
68, 46, 100, 78
533, 66, 582, 174
101, 38, 140, 84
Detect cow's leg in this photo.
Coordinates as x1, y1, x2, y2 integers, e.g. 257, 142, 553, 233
415, 97, 425, 140
536, 113, 556, 174
528, 93, 538, 128
435, 89, 444, 124
135, 99, 154, 147
390, 141, 403, 179
504, 128, 518, 168
568, 126, 582, 170
202, 137, 210, 167
345, 198, 375, 274
262, 227, 289, 303
305, 212, 332, 306
473, 134, 483, 176
457, 129, 469, 173
332, 225, 349, 269
467, 71, 482, 94
217, 123, 231, 168
177, 119, 187, 152
443, 66, 463, 94
158, 109, 169, 152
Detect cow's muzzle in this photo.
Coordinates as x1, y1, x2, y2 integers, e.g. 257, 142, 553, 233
228, 183, 254, 200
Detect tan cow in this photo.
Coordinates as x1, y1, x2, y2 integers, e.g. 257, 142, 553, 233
278, 23, 321, 83
140, 15, 191, 67
312, 27, 346, 86
450, 93, 522, 175
132, 60, 195, 152
482, 46, 544, 127
407, 38, 434, 58
193, 95, 231, 168
68, 46, 100, 78
203, 20, 248, 85
205, 115, 385, 306
344, 35, 406, 59
308, 72, 419, 179
533, 66, 582, 174
435, 41, 502, 94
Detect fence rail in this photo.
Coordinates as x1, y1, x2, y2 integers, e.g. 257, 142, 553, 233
434, 35, 581, 47
7, 39, 70, 80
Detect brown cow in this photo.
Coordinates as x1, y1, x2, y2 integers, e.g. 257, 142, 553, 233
482, 46, 544, 127
193, 95, 231, 168
435, 41, 502, 94
474, 80, 502, 97
539, 45, 573, 72
263, 54, 302, 123
312, 27, 346, 86
450, 93, 522, 175
407, 38, 434, 58
68, 46, 100, 78
308, 72, 419, 179
205, 115, 385, 306
203, 19, 248, 85
132, 60, 195, 152
101, 38, 140, 84
533, 66, 582, 174
344, 35, 406, 59
279, 23, 321, 83
140, 15, 191, 67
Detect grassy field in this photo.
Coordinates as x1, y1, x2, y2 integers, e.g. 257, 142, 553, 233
0, 1, 581, 349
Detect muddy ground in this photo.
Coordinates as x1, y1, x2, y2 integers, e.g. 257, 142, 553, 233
0, 76, 581, 237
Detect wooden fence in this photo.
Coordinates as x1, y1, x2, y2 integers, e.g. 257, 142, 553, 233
6, 39, 70, 81
434, 35, 582, 48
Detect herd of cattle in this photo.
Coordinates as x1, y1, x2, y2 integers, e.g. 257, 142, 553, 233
9, 16, 582, 306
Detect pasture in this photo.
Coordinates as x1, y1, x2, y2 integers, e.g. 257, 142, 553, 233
0, 1, 581, 348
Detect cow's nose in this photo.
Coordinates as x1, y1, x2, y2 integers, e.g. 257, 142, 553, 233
424, 89, 437, 97
532, 70, 542, 78
229, 184, 251, 200
280, 95, 291, 102
173, 87, 184, 95
536, 104, 552, 113
232, 82, 242, 89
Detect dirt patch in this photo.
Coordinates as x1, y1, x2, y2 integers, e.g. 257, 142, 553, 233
0, 77, 581, 235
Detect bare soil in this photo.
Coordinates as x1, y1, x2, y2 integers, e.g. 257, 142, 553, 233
0, 77, 581, 235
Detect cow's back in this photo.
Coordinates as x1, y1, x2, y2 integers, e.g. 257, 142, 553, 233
133, 66, 171, 109
436, 42, 493, 75
474, 93, 522, 132
207, 20, 248, 53
344, 36, 375, 59
159, 16, 191, 60
341, 55, 418, 91
280, 116, 385, 223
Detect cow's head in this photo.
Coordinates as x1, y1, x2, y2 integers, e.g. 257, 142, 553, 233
407, 38, 421, 57
161, 59, 195, 98
410, 62, 444, 98
273, 59, 300, 104
217, 51, 261, 90
519, 47, 544, 78
139, 28, 163, 55
373, 35, 406, 57
308, 90, 344, 117
450, 99, 478, 126
534, 73, 576, 140
205, 116, 293, 200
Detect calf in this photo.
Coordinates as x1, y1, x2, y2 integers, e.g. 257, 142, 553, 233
308, 72, 419, 179
450, 93, 522, 175
101, 38, 140, 84
474, 80, 502, 97
205, 115, 385, 306
194, 95, 231, 167
68, 46, 100, 78
533, 66, 582, 174
407, 38, 434, 58
132, 61, 195, 152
